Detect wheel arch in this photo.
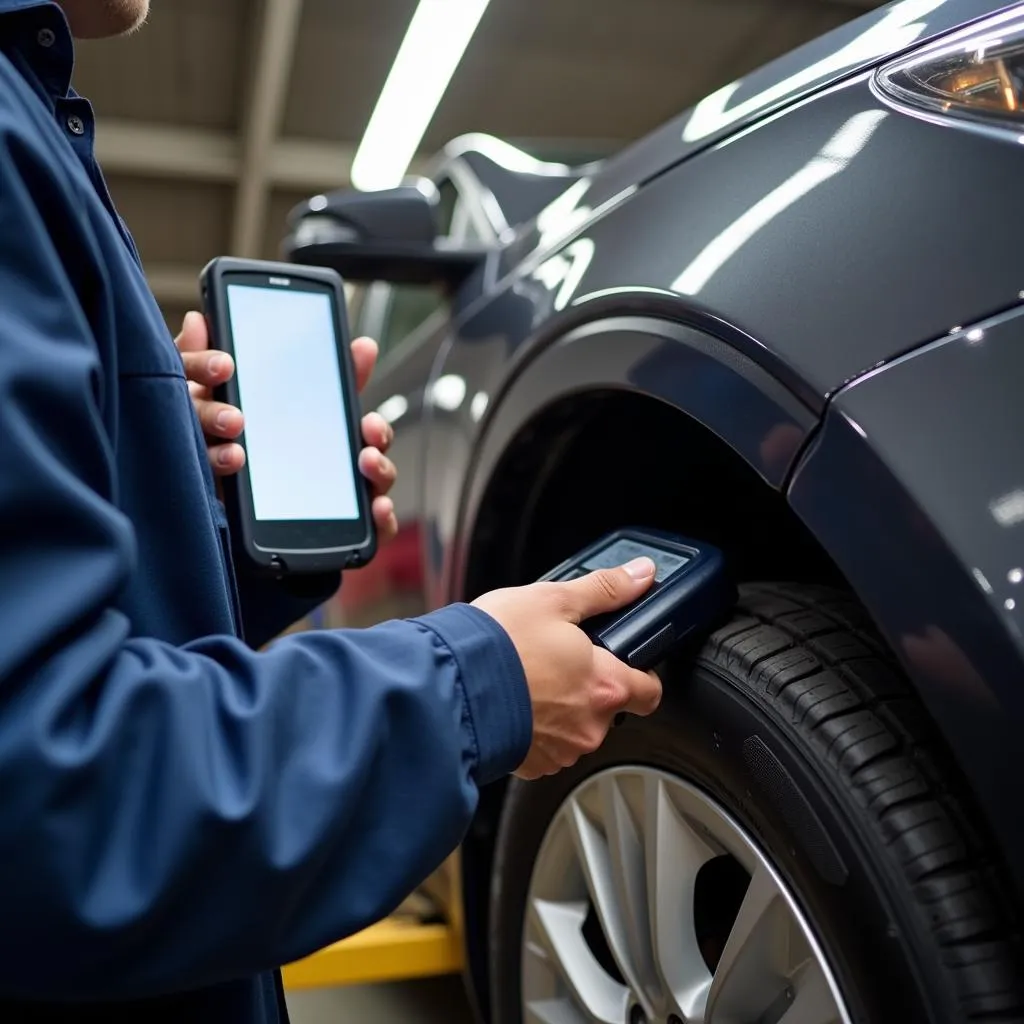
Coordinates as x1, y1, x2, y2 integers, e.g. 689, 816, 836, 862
446, 314, 821, 602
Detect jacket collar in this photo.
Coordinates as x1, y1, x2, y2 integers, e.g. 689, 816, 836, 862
0, 0, 56, 12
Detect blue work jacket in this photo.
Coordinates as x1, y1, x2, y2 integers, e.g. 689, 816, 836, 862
0, 2, 532, 1020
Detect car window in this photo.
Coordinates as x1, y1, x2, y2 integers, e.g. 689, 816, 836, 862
435, 177, 458, 237
376, 284, 447, 356
357, 175, 474, 360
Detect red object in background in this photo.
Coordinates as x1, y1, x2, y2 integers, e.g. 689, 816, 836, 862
336, 520, 424, 613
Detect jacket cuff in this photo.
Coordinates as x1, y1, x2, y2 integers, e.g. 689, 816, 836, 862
414, 603, 532, 786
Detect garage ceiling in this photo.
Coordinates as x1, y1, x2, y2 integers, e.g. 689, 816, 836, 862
71, 0, 885, 334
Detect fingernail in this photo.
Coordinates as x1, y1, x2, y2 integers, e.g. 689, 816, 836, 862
624, 557, 656, 580
215, 410, 233, 431
209, 355, 228, 375
216, 445, 234, 466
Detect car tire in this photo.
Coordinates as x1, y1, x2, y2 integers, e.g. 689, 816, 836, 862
489, 583, 1024, 1024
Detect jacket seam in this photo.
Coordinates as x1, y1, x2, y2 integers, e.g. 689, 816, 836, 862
413, 618, 482, 765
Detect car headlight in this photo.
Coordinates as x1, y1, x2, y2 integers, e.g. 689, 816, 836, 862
876, 4, 1024, 132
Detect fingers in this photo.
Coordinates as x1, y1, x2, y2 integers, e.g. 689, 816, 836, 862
173, 310, 209, 354
194, 398, 244, 441
360, 411, 393, 455
560, 558, 656, 622
208, 442, 246, 476
180, 349, 234, 391
513, 747, 562, 781
592, 648, 663, 718
350, 336, 379, 394
358, 446, 397, 496
624, 669, 663, 717
174, 311, 243, 477
372, 495, 398, 544
175, 311, 233, 409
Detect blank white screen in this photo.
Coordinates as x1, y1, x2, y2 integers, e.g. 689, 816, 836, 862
227, 283, 359, 522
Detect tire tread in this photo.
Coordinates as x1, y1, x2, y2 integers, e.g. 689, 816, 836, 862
701, 583, 1024, 1021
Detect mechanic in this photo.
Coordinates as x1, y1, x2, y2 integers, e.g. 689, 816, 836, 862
0, 1, 663, 1021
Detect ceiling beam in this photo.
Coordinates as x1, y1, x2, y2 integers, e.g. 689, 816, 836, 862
268, 137, 357, 191
94, 119, 430, 191
95, 120, 239, 182
146, 264, 203, 307
231, 0, 306, 257
96, 119, 345, 188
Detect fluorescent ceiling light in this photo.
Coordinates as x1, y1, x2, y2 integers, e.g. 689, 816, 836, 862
351, 0, 493, 192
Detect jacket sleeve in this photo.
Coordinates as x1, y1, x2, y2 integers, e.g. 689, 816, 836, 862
0, 121, 533, 998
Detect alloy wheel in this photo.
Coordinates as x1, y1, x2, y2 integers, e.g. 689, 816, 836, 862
521, 766, 851, 1024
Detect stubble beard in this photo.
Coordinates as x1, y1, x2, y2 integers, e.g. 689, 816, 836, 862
61, 0, 150, 38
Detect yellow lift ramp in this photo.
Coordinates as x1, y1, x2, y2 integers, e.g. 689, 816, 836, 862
281, 856, 465, 991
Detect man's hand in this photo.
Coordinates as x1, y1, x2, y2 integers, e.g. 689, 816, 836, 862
173, 311, 399, 544
472, 558, 664, 779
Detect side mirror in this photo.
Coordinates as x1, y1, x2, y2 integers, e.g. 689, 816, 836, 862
282, 178, 488, 287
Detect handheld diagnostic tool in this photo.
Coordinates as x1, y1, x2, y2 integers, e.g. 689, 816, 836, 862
539, 528, 736, 670
200, 256, 376, 576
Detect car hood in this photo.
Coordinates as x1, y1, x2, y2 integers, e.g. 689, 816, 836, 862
503, 0, 1019, 268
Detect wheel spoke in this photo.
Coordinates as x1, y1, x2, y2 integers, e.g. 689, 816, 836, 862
528, 898, 630, 1024
643, 775, 717, 1019
525, 998, 589, 1024
775, 959, 842, 1024
565, 784, 658, 1012
599, 775, 663, 1005
704, 862, 803, 1024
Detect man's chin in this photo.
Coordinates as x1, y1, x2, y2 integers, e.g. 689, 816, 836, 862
61, 0, 150, 39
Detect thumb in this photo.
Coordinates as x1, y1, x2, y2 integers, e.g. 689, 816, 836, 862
562, 557, 656, 622
174, 310, 209, 353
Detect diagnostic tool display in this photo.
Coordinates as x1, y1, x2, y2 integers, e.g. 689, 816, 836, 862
540, 527, 736, 670
200, 256, 376, 576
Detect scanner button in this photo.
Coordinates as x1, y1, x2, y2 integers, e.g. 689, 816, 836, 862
627, 623, 677, 669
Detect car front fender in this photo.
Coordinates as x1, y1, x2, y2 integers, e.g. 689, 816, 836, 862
788, 303, 1024, 900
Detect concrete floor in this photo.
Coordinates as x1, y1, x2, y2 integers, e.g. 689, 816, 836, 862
286, 976, 476, 1024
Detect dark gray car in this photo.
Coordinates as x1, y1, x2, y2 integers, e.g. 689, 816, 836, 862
284, 3, 1024, 1021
